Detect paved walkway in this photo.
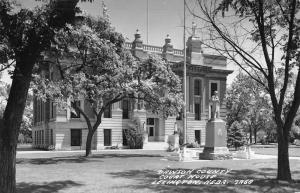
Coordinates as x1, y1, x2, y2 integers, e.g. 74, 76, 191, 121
165, 153, 300, 162
250, 153, 300, 160
16, 149, 300, 161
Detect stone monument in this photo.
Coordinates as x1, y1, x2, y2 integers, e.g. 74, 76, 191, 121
200, 91, 232, 160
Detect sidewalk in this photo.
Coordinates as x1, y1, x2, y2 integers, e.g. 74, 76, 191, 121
16, 149, 300, 161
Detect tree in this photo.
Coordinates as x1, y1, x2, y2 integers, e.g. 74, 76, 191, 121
0, 81, 33, 143
189, 0, 299, 181
226, 71, 273, 144
0, 0, 87, 192
33, 16, 183, 156
0, 73, 9, 117
227, 120, 247, 149
19, 92, 33, 143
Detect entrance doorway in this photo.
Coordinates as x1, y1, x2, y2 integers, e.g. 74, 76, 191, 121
71, 129, 82, 146
195, 130, 201, 145
104, 129, 112, 146
147, 118, 155, 138
147, 118, 157, 142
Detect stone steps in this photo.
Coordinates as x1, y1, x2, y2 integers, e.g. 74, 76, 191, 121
143, 142, 169, 150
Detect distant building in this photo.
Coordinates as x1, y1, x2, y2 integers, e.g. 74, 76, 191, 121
32, 29, 233, 150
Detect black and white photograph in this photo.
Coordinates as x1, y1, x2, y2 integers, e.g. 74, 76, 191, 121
0, 0, 299, 192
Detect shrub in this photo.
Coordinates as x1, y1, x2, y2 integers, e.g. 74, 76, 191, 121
294, 139, 300, 146
227, 121, 247, 149
46, 145, 55, 151
257, 130, 268, 144
124, 122, 144, 149
186, 142, 200, 148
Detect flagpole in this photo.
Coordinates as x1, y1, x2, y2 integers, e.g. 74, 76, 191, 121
147, 0, 149, 44
183, 0, 187, 145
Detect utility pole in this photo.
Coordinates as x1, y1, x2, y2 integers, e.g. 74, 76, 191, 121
183, 0, 187, 145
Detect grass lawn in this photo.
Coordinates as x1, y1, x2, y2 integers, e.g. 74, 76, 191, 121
16, 150, 300, 193
251, 146, 300, 157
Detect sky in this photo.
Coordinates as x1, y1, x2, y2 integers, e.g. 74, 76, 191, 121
80, 0, 188, 49
1, 0, 238, 84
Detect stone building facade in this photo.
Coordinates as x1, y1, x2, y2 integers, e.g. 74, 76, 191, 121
32, 30, 233, 150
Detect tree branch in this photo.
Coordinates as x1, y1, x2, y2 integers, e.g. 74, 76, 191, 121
72, 102, 92, 130
278, 0, 297, 112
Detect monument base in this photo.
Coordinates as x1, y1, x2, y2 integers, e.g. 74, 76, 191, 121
199, 118, 232, 160
199, 147, 233, 160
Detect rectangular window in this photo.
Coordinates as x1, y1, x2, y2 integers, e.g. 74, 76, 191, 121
194, 79, 202, 120
41, 130, 44, 144
195, 130, 201, 144
104, 129, 112, 146
50, 101, 55, 119
71, 129, 82, 146
176, 111, 182, 120
50, 129, 53, 145
37, 100, 40, 122
71, 101, 81, 118
38, 131, 40, 145
149, 127, 154, 137
122, 100, 129, 119
33, 97, 37, 124
104, 104, 112, 118
211, 82, 218, 97
147, 118, 155, 125
195, 103, 201, 120
41, 101, 44, 122
122, 129, 128, 146
194, 79, 201, 96
35, 131, 37, 145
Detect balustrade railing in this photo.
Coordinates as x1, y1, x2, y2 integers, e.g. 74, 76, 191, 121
174, 49, 183, 56
124, 42, 133, 49
125, 42, 183, 56
143, 45, 163, 53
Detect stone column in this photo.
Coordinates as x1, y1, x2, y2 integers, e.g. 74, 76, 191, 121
189, 76, 194, 113
143, 121, 148, 144
186, 75, 190, 112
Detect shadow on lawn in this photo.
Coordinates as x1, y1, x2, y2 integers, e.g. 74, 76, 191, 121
17, 180, 83, 193
17, 153, 163, 165
108, 167, 300, 193
16, 156, 95, 165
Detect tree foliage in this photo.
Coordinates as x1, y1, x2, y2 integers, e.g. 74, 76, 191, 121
124, 120, 144, 149
0, 0, 85, 192
33, 16, 183, 156
189, 0, 299, 180
227, 121, 247, 149
226, 71, 274, 144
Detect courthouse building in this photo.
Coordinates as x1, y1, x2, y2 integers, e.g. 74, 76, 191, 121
32, 29, 233, 150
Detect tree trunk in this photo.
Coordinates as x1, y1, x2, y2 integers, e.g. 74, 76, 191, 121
249, 127, 252, 144
85, 129, 95, 157
0, 58, 34, 193
277, 126, 291, 181
254, 127, 257, 143
0, 120, 17, 193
